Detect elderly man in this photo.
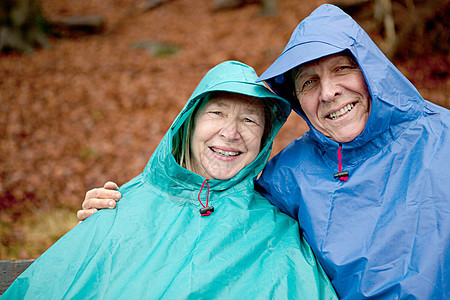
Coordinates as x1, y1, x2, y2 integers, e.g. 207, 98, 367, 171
256, 4, 450, 299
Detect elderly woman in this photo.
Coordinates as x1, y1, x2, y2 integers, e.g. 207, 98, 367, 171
3, 61, 337, 299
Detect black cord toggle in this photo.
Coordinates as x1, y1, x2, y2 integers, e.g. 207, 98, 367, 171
199, 206, 214, 216
333, 170, 349, 179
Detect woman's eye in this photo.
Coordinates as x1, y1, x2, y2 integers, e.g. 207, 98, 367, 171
303, 79, 313, 88
244, 117, 262, 126
209, 111, 222, 116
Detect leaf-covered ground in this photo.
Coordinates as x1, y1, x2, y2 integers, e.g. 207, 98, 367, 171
1, 0, 448, 259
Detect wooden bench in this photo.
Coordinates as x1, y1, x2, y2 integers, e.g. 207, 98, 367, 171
0, 259, 35, 295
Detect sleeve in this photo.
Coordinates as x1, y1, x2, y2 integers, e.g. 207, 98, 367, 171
256, 148, 300, 221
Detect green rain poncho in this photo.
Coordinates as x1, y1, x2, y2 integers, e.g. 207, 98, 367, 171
3, 61, 337, 299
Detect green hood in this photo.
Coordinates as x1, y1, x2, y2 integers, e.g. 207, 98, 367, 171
3, 61, 337, 300
146, 60, 291, 192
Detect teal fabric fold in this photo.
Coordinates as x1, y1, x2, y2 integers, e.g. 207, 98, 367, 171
3, 61, 337, 299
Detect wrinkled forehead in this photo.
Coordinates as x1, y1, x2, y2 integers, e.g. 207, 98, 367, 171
293, 51, 359, 79
204, 91, 265, 113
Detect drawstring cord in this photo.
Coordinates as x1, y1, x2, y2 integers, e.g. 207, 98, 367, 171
198, 178, 214, 216
333, 145, 349, 181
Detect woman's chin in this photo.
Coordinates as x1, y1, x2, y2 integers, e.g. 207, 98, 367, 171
206, 167, 240, 180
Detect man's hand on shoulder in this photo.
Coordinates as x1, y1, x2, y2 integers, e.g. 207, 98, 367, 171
77, 181, 121, 222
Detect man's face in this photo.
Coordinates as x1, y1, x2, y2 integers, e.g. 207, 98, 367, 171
191, 93, 265, 180
293, 53, 371, 143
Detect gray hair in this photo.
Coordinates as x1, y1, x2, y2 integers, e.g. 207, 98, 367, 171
172, 92, 277, 172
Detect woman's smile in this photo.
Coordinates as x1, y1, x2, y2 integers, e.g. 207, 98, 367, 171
209, 146, 242, 159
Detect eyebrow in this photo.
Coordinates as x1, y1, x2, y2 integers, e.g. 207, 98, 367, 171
293, 62, 314, 81
296, 69, 313, 79
294, 55, 358, 80
239, 104, 264, 116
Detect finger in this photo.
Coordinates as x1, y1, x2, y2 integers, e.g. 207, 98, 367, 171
83, 188, 121, 210
82, 195, 119, 210
104, 181, 119, 190
77, 208, 98, 221
86, 187, 121, 201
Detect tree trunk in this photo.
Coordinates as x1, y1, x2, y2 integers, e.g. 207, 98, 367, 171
333, 0, 449, 59
0, 0, 49, 54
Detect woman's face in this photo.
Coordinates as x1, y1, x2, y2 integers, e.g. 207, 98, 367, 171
191, 93, 265, 180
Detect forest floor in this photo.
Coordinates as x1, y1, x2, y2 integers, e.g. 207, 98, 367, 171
1, 0, 448, 259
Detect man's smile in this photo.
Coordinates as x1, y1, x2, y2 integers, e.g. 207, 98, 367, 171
327, 102, 355, 120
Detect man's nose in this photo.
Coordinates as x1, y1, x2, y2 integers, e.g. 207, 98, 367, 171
219, 121, 241, 141
320, 76, 341, 102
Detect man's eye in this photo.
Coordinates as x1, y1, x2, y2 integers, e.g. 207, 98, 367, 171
210, 111, 222, 116
337, 65, 352, 72
300, 79, 316, 91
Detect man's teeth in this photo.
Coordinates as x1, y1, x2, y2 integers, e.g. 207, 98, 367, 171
211, 148, 240, 157
328, 103, 354, 120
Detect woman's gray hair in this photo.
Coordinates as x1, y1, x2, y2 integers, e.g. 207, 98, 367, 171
172, 95, 209, 171
172, 92, 277, 171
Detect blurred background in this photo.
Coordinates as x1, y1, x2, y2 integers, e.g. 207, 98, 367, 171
1, 0, 448, 259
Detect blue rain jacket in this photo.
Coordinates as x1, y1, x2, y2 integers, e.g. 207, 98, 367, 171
256, 4, 450, 299
3, 61, 337, 299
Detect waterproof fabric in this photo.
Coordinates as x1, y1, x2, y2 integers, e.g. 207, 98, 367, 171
3, 61, 337, 299
256, 4, 450, 299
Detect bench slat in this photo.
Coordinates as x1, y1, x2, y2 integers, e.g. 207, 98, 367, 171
0, 259, 35, 295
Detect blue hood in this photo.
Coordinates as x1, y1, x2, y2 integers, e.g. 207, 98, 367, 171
258, 4, 424, 150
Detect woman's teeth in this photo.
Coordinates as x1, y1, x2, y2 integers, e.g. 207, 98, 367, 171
211, 147, 240, 157
328, 103, 354, 120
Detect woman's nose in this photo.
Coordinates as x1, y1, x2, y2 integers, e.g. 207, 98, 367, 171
219, 121, 240, 141
320, 76, 341, 102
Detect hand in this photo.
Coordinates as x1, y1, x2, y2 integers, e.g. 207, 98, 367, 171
76, 181, 121, 222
